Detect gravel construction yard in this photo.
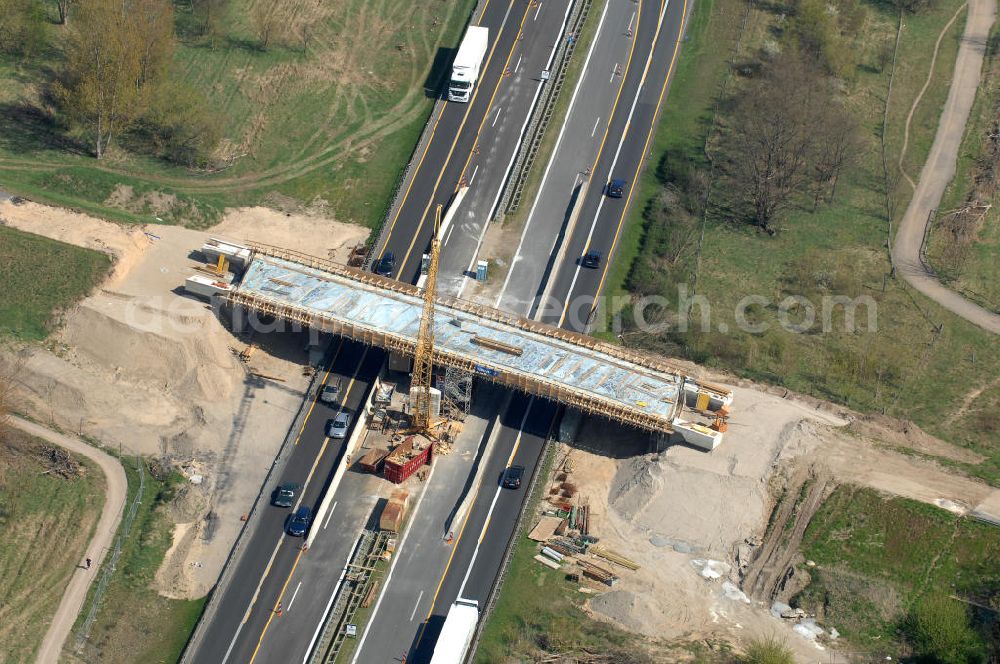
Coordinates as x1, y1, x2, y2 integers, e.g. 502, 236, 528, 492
0, 200, 368, 598
557, 380, 1000, 660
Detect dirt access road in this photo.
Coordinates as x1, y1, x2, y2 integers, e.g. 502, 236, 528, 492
892, 0, 1000, 334
9, 416, 128, 664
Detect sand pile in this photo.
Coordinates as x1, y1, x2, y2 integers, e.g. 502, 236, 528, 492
610, 455, 765, 555
212, 206, 369, 259
0, 200, 149, 284
566, 386, 846, 658
61, 297, 239, 401
2, 201, 371, 596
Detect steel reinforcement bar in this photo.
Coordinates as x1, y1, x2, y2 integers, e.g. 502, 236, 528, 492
243, 242, 694, 382
227, 286, 680, 434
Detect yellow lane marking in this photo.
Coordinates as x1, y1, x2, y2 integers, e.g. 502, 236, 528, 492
377, 0, 516, 269
247, 548, 305, 664
294, 339, 344, 445
586, 0, 644, 187
241, 347, 369, 644
413, 401, 557, 651
553, 0, 646, 327
394, 0, 534, 277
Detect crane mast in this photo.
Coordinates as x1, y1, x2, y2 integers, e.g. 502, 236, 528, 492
410, 204, 442, 431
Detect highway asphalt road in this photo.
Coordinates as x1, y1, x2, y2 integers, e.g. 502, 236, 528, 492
346, 386, 505, 664
242, 383, 492, 664
497, 0, 640, 316
186, 340, 382, 664
188, 0, 690, 658
375, 0, 574, 287
437, 0, 575, 297
188, 2, 571, 660
398, 0, 691, 661
541, 0, 686, 330
350, 0, 690, 661
407, 397, 557, 663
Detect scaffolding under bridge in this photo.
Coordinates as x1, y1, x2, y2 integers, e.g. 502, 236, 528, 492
226, 243, 733, 438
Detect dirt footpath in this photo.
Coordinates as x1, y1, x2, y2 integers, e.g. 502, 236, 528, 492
11, 416, 128, 664
892, 0, 1000, 334
0, 201, 369, 598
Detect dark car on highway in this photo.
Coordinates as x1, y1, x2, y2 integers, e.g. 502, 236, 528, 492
607, 178, 627, 198
374, 251, 396, 277
270, 483, 298, 508
581, 250, 603, 269
502, 465, 525, 489
286, 506, 312, 537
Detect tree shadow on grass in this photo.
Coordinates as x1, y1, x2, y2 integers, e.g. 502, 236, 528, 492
0, 100, 87, 157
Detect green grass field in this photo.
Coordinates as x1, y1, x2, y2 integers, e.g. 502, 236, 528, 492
796, 486, 1000, 650
65, 461, 204, 664
606, 0, 1000, 484
0, 0, 475, 229
0, 427, 105, 664
0, 226, 112, 340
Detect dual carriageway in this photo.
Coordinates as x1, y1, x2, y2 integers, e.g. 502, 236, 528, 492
185, 0, 694, 661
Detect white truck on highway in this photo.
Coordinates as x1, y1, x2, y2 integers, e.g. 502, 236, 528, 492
429, 598, 480, 664
448, 26, 489, 102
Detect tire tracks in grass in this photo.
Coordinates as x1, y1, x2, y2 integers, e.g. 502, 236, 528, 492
0, 0, 462, 201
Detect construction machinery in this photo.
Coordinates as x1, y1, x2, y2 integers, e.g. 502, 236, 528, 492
197, 253, 229, 277
409, 204, 443, 432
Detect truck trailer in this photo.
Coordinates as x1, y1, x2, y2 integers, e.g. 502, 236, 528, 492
429, 598, 480, 664
448, 26, 489, 102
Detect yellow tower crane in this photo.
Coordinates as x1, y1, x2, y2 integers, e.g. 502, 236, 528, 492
410, 203, 443, 432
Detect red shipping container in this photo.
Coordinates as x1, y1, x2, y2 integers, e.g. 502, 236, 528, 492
384, 441, 433, 484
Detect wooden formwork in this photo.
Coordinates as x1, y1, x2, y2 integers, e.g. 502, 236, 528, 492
231, 245, 690, 434
244, 243, 692, 376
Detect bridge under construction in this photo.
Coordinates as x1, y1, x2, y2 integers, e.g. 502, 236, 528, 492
207, 242, 732, 446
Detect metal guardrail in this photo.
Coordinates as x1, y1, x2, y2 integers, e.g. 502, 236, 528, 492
309, 529, 391, 664
74, 456, 145, 650
364, 0, 489, 269
365, 99, 448, 269
499, 0, 592, 216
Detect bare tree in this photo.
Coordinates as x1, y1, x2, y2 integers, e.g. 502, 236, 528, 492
54, 0, 175, 158
729, 60, 822, 232
298, 20, 313, 53
192, 0, 227, 43
55, 0, 73, 24
812, 109, 860, 208
252, 2, 279, 50
132, 0, 175, 88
